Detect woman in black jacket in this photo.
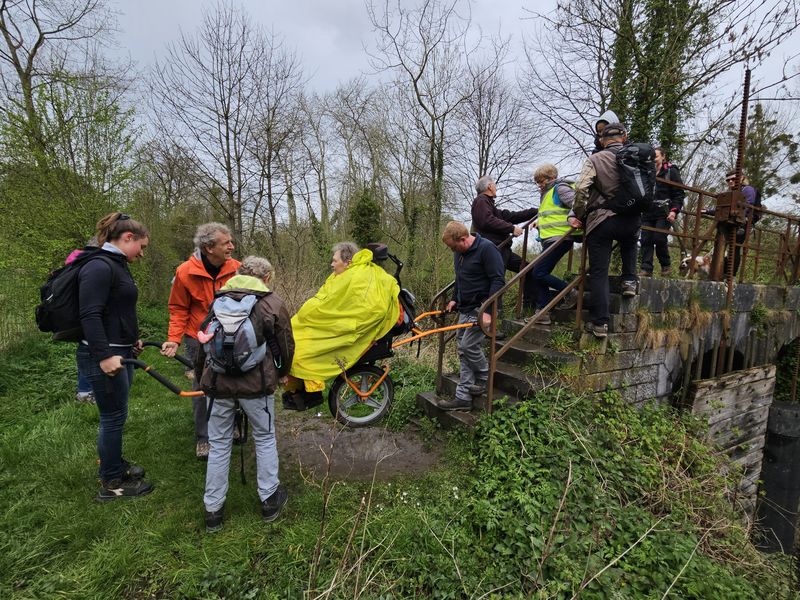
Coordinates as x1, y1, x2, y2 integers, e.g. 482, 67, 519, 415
639, 147, 685, 277
76, 212, 152, 501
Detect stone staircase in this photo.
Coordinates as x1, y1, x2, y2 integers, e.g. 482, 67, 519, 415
417, 276, 660, 429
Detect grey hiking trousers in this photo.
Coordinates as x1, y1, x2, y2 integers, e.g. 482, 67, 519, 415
456, 310, 488, 403
204, 395, 279, 512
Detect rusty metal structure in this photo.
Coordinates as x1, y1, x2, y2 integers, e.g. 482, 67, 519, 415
428, 68, 800, 411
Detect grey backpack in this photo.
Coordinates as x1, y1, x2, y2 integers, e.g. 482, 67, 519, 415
203, 294, 267, 375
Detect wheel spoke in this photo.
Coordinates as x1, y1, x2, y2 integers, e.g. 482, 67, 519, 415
340, 392, 359, 409
364, 396, 383, 409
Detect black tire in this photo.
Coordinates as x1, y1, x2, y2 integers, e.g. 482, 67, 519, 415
328, 364, 394, 427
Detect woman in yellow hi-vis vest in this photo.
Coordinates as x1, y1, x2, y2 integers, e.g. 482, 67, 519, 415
530, 164, 583, 324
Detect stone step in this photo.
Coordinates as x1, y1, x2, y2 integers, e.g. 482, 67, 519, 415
416, 391, 480, 430
494, 338, 581, 369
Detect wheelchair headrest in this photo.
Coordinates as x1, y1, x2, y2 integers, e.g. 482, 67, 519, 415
366, 242, 389, 262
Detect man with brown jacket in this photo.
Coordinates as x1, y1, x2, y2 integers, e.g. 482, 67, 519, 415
569, 123, 640, 338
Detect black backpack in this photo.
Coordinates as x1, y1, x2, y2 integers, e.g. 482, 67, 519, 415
604, 142, 656, 215
35, 248, 116, 342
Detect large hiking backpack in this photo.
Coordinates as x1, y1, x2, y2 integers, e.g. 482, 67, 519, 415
202, 294, 267, 375
35, 248, 116, 342
605, 142, 656, 215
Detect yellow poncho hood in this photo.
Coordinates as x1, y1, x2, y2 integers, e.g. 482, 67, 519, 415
289, 249, 400, 388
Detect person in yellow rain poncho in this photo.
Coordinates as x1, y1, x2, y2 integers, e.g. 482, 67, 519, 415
283, 242, 400, 410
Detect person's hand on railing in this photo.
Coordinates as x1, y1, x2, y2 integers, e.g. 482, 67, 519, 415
568, 216, 583, 229
512, 226, 523, 237
480, 312, 492, 328
667, 210, 678, 223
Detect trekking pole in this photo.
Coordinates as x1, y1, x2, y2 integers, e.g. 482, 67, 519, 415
121, 358, 204, 397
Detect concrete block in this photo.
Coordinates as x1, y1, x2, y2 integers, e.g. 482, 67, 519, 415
733, 283, 759, 312
694, 281, 728, 311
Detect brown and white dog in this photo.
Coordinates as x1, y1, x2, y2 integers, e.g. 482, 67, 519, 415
679, 253, 712, 279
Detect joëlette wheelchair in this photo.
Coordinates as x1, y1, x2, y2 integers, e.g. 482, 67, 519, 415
327, 243, 474, 427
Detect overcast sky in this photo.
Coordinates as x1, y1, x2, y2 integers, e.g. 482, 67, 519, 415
112, 0, 550, 92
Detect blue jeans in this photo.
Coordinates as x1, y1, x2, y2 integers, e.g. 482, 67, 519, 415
204, 395, 279, 511
76, 345, 92, 394
76, 345, 135, 483
531, 237, 574, 309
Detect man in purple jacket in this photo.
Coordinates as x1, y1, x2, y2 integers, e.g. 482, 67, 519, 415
471, 176, 538, 309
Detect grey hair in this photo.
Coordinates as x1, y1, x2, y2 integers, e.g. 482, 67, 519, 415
332, 241, 359, 264
475, 176, 494, 194
237, 256, 274, 280
193, 222, 231, 251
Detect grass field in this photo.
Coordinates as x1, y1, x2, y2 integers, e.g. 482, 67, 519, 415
1, 310, 797, 599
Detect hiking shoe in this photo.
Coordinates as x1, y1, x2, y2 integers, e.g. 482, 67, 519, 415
621, 281, 637, 297
121, 459, 145, 480
638, 270, 651, 277
661, 267, 672, 277
96, 478, 154, 502
205, 505, 225, 533
438, 398, 472, 411
558, 289, 579, 310
262, 485, 288, 522
585, 322, 608, 339
467, 384, 486, 396
524, 313, 551, 325
75, 392, 95, 403
196, 441, 210, 460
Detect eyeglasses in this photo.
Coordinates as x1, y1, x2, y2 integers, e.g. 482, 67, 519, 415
725, 178, 736, 183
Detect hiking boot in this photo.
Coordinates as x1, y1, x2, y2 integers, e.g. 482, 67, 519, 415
524, 313, 551, 325
558, 289, 579, 310
467, 383, 486, 396
585, 322, 608, 339
438, 398, 472, 411
661, 267, 672, 277
205, 505, 225, 533
196, 441, 210, 460
76, 392, 95, 403
621, 281, 637, 297
262, 485, 288, 522
638, 270, 652, 277
96, 477, 154, 502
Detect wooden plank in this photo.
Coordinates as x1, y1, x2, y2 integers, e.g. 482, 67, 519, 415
708, 407, 771, 447
693, 388, 773, 425
691, 365, 776, 394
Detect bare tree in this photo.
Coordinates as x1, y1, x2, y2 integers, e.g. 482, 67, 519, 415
0, 0, 114, 161
520, 0, 800, 163
150, 3, 265, 239
367, 0, 495, 228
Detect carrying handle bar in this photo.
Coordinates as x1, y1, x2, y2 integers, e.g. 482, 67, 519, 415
121, 358, 203, 397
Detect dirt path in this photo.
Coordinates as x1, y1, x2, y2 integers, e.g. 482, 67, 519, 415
277, 409, 441, 481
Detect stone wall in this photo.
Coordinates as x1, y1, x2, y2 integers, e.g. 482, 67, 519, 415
577, 277, 799, 407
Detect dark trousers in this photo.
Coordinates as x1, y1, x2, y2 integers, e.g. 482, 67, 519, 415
183, 336, 208, 443
531, 237, 574, 309
640, 215, 671, 274
77, 345, 135, 483
500, 245, 536, 307
586, 214, 640, 326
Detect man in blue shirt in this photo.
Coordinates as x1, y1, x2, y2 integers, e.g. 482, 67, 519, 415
440, 221, 505, 411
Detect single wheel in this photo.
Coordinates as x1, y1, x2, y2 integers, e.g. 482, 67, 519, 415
328, 364, 394, 427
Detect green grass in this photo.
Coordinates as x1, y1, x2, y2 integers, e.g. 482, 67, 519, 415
1, 312, 797, 598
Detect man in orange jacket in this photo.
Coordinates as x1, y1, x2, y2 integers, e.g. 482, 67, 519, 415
161, 223, 240, 459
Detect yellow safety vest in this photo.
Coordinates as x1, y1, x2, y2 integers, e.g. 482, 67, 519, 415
537, 182, 582, 240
